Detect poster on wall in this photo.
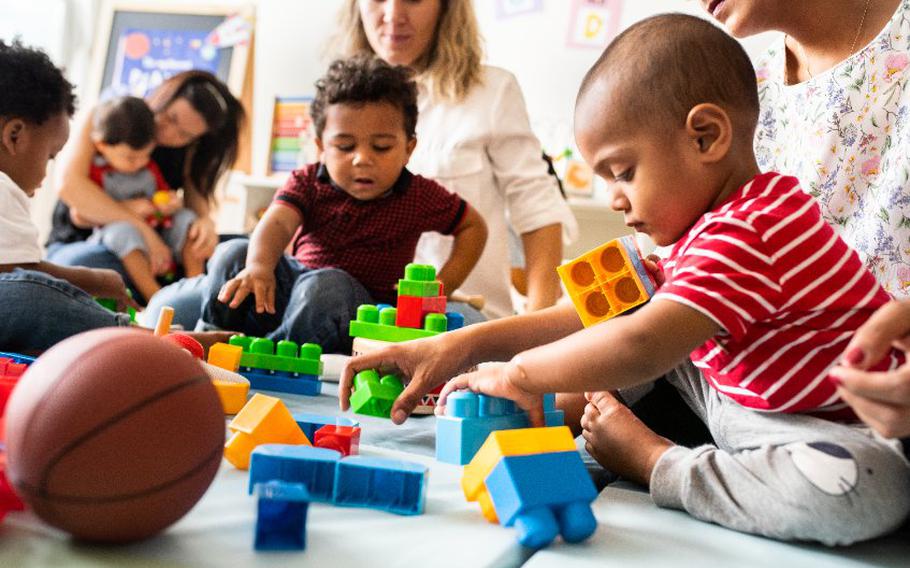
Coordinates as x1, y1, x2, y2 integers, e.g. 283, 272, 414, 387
495, 0, 543, 19
566, 0, 623, 49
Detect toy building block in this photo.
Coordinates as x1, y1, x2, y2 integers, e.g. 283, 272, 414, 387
445, 311, 465, 332
333, 456, 427, 515
349, 369, 404, 418
484, 451, 597, 549
225, 394, 311, 470
349, 304, 445, 343
163, 333, 204, 359
314, 424, 361, 456
557, 235, 657, 328
292, 412, 360, 442
436, 393, 565, 465
398, 263, 441, 297
229, 336, 323, 396
351, 336, 440, 416
0, 449, 25, 521
462, 426, 577, 523
395, 295, 447, 329
248, 444, 427, 515
250, 445, 341, 502
254, 480, 310, 551
202, 361, 250, 414
208, 342, 244, 371
0, 356, 28, 418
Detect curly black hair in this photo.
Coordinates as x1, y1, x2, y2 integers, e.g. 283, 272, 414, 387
92, 96, 155, 149
0, 39, 76, 124
310, 54, 418, 139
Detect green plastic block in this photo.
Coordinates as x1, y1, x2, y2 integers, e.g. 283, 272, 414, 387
398, 279, 441, 297
229, 335, 324, 375
94, 297, 137, 322
404, 263, 436, 282
349, 304, 442, 343
349, 369, 405, 418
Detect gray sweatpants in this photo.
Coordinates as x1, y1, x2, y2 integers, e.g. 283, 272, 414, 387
650, 361, 910, 546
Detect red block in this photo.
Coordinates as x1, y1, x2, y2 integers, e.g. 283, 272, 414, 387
313, 425, 361, 457
421, 295, 446, 314
0, 358, 27, 419
0, 451, 25, 520
395, 295, 425, 329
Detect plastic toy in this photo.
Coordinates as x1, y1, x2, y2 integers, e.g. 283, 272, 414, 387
0, 448, 25, 521
163, 332, 204, 359
229, 336, 323, 396
313, 424, 361, 456
292, 412, 360, 442
436, 392, 565, 465
147, 189, 175, 229
349, 369, 404, 418
94, 295, 137, 322
461, 426, 597, 549
0, 355, 30, 419
248, 444, 428, 515
557, 235, 657, 327
254, 480, 310, 551
225, 393, 311, 470
208, 342, 244, 371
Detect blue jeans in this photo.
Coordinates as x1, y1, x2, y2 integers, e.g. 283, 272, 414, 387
0, 269, 132, 352
46, 241, 131, 285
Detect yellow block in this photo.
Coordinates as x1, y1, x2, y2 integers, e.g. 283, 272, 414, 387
223, 393, 310, 469
462, 426, 576, 523
213, 380, 249, 415
208, 342, 243, 372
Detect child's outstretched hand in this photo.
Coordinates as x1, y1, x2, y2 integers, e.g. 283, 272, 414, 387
435, 361, 546, 427
90, 268, 138, 312
643, 254, 665, 287
218, 264, 277, 314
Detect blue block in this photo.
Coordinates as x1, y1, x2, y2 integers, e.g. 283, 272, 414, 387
0, 352, 35, 365
249, 445, 341, 501
241, 368, 322, 396
254, 481, 310, 551
444, 311, 465, 331
333, 456, 428, 515
292, 412, 360, 442
435, 393, 565, 465
484, 451, 597, 549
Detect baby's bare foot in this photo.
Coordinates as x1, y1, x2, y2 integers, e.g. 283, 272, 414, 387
581, 390, 673, 486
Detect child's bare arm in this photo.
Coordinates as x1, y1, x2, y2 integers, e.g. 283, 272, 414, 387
436, 204, 487, 295
218, 203, 302, 314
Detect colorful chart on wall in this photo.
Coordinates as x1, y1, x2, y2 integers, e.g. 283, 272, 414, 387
268, 96, 318, 174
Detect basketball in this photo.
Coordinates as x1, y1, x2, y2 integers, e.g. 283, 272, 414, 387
3, 328, 225, 543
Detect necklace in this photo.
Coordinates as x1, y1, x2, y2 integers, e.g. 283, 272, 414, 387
792, 0, 871, 79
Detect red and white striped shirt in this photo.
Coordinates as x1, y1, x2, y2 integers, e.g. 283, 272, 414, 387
655, 172, 904, 417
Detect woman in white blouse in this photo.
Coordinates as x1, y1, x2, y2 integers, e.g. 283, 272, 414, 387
331, 0, 577, 320
701, 0, 910, 439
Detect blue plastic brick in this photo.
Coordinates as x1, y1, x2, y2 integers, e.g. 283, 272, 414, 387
620, 236, 657, 297
444, 311, 465, 331
0, 352, 35, 365
435, 393, 565, 465
249, 445, 341, 501
292, 412, 360, 442
240, 368, 322, 396
484, 451, 597, 549
333, 456, 428, 515
254, 480, 310, 551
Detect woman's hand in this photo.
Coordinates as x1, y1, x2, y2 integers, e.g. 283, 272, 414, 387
435, 361, 545, 427
122, 198, 157, 219
831, 300, 910, 438
340, 332, 472, 424
187, 217, 218, 258
218, 263, 277, 314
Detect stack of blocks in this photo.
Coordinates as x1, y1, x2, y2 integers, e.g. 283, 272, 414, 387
557, 235, 657, 327
0, 351, 32, 521
228, 336, 324, 397
462, 426, 597, 549
249, 444, 428, 516
436, 392, 565, 465
349, 263, 465, 417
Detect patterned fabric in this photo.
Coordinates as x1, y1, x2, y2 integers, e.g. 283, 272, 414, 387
754, 1, 910, 298
274, 163, 466, 304
655, 173, 903, 417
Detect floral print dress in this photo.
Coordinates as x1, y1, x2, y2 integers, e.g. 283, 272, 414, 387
754, 0, 910, 298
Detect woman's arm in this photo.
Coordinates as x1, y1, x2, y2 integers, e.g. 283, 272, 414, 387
183, 184, 219, 257
521, 223, 563, 311
436, 204, 487, 296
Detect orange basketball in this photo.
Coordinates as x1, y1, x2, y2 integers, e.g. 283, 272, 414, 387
4, 328, 224, 543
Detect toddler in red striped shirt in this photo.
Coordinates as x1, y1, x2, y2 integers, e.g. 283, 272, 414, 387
424, 14, 910, 546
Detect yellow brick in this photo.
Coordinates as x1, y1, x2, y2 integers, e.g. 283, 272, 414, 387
213, 380, 249, 415
208, 342, 243, 372
224, 393, 310, 470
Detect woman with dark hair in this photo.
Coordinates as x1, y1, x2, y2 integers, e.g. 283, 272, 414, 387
47, 70, 244, 303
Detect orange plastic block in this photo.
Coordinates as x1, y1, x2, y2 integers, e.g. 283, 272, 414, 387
557, 235, 657, 327
462, 426, 576, 523
224, 393, 311, 469
208, 342, 244, 372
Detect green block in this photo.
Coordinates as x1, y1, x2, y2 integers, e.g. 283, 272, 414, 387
229, 335, 324, 375
398, 279, 441, 297
349, 320, 439, 343
94, 297, 136, 322
404, 263, 436, 282
349, 369, 404, 418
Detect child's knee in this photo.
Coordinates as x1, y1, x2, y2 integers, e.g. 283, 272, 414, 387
208, 239, 249, 273
305, 268, 362, 309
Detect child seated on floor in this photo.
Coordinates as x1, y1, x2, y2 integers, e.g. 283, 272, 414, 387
0, 40, 136, 351
344, 14, 910, 546
202, 54, 487, 353
76, 96, 205, 302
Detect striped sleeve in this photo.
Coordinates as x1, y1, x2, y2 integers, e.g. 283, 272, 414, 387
655, 219, 781, 341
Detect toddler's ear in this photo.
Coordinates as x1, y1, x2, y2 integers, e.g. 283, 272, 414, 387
685, 103, 732, 163
0, 118, 25, 154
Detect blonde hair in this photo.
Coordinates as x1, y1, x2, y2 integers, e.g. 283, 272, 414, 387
330, 0, 483, 102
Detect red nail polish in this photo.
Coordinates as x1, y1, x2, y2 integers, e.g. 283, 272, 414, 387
843, 347, 865, 366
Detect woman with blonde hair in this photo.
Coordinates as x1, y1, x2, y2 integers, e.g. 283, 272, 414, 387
331, 0, 577, 320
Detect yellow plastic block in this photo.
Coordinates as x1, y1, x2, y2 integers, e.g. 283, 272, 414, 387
223, 393, 311, 469
557, 237, 653, 327
213, 380, 249, 414
462, 426, 576, 522
208, 342, 243, 372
